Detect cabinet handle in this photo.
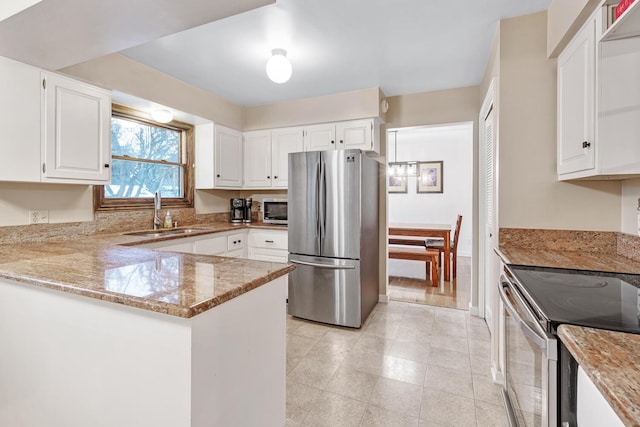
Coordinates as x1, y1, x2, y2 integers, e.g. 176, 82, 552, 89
265, 240, 274, 243
331, 140, 335, 144
104, 163, 110, 168
274, 176, 278, 179
233, 240, 237, 244
42, 163, 46, 173
339, 140, 344, 144
582, 141, 591, 148
42, 79, 46, 89
238, 239, 242, 243
267, 176, 270, 179
217, 174, 221, 178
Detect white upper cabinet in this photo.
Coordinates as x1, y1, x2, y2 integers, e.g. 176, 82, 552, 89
271, 127, 304, 188
0, 56, 112, 185
215, 125, 243, 188
337, 119, 377, 151
244, 130, 272, 188
558, 6, 640, 180
0, 56, 41, 182
304, 123, 336, 151
557, 15, 596, 176
243, 127, 303, 189
195, 123, 243, 189
42, 72, 111, 183
304, 119, 379, 153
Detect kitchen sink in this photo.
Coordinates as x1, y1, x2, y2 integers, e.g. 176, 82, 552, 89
124, 228, 211, 238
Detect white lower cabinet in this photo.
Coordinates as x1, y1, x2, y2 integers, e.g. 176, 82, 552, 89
577, 366, 623, 426
140, 230, 248, 258
247, 229, 288, 263
193, 235, 227, 256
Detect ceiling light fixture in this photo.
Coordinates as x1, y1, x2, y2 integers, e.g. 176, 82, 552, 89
388, 131, 419, 177
266, 48, 292, 84
151, 109, 173, 123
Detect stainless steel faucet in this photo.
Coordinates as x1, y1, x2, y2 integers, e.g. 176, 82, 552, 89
153, 191, 162, 230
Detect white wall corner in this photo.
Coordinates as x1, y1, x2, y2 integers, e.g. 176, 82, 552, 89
378, 294, 389, 303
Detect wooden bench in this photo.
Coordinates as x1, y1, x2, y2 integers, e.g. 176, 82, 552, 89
388, 246, 440, 286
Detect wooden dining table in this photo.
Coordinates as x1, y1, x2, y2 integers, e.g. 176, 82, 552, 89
388, 223, 452, 281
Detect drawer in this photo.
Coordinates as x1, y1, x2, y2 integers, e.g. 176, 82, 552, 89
248, 247, 289, 263
249, 230, 288, 250
193, 236, 227, 255
227, 233, 246, 251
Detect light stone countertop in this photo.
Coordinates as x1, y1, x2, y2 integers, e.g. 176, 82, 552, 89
558, 325, 640, 427
0, 222, 293, 318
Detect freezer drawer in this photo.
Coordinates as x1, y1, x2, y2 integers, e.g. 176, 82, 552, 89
287, 254, 362, 328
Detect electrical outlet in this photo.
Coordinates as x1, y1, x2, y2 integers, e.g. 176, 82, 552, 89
29, 210, 49, 224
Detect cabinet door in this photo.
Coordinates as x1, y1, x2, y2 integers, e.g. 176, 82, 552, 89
304, 124, 336, 151
0, 56, 41, 182
195, 123, 215, 189
244, 131, 272, 188
557, 18, 595, 176
272, 127, 304, 188
336, 119, 373, 151
214, 125, 243, 187
193, 235, 227, 255
42, 72, 111, 183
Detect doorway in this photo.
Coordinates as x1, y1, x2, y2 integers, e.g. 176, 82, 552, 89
386, 122, 474, 310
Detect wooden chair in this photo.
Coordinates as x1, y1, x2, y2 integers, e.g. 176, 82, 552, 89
424, 215, 462, 279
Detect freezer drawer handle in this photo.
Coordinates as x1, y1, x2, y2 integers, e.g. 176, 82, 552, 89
290, 259, 355, 270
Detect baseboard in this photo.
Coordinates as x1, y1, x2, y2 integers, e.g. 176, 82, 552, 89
378, 294, 389, 303
469, 304, 480, 317
491, 365, 505, 385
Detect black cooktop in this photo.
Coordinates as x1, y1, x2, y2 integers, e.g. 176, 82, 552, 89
508, 265, 640, 334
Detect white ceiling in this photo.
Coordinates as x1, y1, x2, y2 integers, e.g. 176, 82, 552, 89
0, 0, 273, 70
122, 0, 552, 107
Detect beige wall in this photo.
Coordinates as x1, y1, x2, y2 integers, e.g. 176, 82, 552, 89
61, 54, 243, 130
498, 11, 621, 231
622, 179, 640, 235
547, 0, 601, 57
243, 87, 382, 130
0, 182, 93, 226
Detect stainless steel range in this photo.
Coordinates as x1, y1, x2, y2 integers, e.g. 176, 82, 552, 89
500, 265, 640, 427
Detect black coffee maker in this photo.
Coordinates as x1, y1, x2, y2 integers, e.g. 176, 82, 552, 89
243, 198, 252, 223
230, 198, 245, 223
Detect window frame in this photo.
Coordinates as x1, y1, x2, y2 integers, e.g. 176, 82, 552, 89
94, 104, 195, 211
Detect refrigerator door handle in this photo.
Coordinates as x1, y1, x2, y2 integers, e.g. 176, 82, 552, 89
320, 160, 327, 241
315, 160, 321, 254
290, 259, 356, 270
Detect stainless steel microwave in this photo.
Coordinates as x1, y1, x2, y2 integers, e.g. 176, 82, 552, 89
262, 199, 288, 224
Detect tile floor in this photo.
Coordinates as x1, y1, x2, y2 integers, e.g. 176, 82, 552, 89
389, 256, 471, 310
286, 301, 508, 426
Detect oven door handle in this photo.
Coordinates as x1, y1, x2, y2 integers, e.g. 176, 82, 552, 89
499, 277, 548, 351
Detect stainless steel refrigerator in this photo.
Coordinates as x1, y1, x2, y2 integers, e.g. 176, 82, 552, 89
287, 149, 379, 328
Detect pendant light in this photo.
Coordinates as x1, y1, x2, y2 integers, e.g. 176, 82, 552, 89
388, 131, 419, 177
266, 49, 292, 84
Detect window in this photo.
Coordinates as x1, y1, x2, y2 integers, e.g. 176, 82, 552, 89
94, 105, 194, 210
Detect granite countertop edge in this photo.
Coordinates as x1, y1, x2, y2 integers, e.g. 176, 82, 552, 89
0, 222, 292, 319
558, 325, 640, 427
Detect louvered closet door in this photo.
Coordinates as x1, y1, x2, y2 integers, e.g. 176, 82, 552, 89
483, 105, 497, 330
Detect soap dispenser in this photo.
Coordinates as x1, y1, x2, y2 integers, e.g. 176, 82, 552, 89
164, 211, 173, 228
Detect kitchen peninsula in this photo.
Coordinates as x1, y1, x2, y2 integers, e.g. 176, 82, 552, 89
0, 226, 294, 427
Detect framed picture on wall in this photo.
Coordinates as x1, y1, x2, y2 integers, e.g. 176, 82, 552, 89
388, 175, 407, 193
417, 161, 443, 193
